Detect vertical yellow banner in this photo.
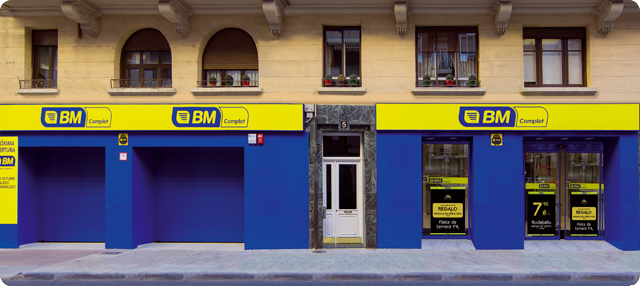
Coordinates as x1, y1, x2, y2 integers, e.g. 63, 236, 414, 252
0, 137, 17, 224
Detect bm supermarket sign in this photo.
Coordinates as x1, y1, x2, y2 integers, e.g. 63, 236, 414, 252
376, 104, 639, 131
0, 104, 302, 131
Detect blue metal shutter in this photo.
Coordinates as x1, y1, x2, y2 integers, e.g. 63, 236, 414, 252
152, 148, 244, 242
36, 148, 105, 242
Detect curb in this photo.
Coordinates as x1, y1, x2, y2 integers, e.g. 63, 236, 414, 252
7, 272, 640, 283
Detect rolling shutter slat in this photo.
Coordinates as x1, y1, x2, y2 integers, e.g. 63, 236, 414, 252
203, 29, 258, 70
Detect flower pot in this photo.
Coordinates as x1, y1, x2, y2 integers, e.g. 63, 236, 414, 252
446, 80, 454, 86
226, 81, 233, 86
208, 82, 215, 86
468, 80, 477, 87
243, 81, 250, 86
324, 79, 332, 86
350, 80, 358, 87
423, 80, 431, 87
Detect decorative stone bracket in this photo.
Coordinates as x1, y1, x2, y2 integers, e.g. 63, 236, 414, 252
494, 0, 512, 36
394, 0, 408, 35
597, 0, 624, 35
61, 0, 101, 37
263, 0, 288, 36
159, 0, 192, 36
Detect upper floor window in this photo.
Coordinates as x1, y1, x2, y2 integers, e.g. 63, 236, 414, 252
202, 28, 258, 87
324, 27, 361, 87
523, 28, 586, 87
31, 30, 58, 88
119, 29, 171, 88
416, 27, 478, 87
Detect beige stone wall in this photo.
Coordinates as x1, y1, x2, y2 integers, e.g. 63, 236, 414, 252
1, 12, 639, 104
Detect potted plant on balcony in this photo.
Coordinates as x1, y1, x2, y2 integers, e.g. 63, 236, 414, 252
349, 74, 358, 87
225, 74, 234, 86
324, 74, 332, 86
208, 75, 216, 87
446, 74, 454, 86
337, 74, 346, 87
423, 73, 431, 87
242, 74, 251, 86
467, 74, 478, 87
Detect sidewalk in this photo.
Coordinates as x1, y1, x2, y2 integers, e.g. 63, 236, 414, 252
0, 240, 638, 284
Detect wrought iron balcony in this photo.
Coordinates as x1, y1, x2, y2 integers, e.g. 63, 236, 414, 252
196, 79, 259, 88
110, 79, 172, 88
19, 79, 57, 89
321, 79, 361, 87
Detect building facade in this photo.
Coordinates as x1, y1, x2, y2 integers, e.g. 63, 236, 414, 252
0, 0, 639, 250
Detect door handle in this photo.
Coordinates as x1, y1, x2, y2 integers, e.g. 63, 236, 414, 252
322, 206, 326, 218
344, 211, 353, 214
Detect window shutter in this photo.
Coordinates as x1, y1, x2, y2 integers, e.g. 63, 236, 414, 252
523, 27, 586, 39
33, 30, 58, 46
123, 29, 170, 51
203, 28, 258, 70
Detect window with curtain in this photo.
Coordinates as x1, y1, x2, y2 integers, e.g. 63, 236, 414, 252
121, 29, 172, 87
32, 30, 58, 88
523, 28, 586, 87
416, 27, 478, 86
324, 27, 361, 86
202, 28, 258, 87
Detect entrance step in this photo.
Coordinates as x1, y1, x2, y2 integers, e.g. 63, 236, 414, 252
524, 240, 618, 251
421, 239, 476, 250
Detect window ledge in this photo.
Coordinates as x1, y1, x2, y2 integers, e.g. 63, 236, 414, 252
520, 87, 598, 96
317, 87, 366, 95
190, 87, 263, 96
411, 87, 486, 96
107, 88, 176, 96
17, 88, 59, 95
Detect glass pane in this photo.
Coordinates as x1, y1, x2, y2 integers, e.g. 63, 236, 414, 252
338, 164, 357, 210
245, 70, 258, 86
323, 136, 360, 157
325, 30, 342, 77
566, 153, 600, 237
525, 152, 559, 237
344, 30, 360, 77
161, 50, 171, 64
568, 51, 582, 85
143, 51, 159, 64
128, 69, 139, 79
568, 39, 581, 51
326, 165, 332, 210
423, 143, 469, 236
436, 32, 456, 78
542, 39, 561, 51
542, 51, 562, 85
225, 70, 241, 86
37, 47, 50, 79
52, 47, 58, 70
205, 70, 222, 86
523, 39, 536, 51
144, 69, 157, 79
161, 69, 171, 86
524, 52, 537, 84
457, 33, 476, 79
126, 52, 140, 64
416, 33, 436, 81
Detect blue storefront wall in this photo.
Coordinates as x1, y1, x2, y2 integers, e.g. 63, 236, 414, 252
377, 131, 640, 250
0, 131, 309, 250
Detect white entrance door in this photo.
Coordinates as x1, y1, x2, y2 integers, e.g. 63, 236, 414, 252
323, 159, 363, 244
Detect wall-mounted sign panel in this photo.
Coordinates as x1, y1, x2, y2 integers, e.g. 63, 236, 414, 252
377, 104, 639, 131
0, 137, 17, 224
0, 104, 302, 131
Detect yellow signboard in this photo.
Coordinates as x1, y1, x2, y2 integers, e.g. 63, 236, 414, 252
432, 203, 463, 218
525, 183, 557, 190
376, 104, 639, 131
0, 137, 17, 224
0, 104, 302, 131
572, 207, 597, 221
426, 177, 468, 185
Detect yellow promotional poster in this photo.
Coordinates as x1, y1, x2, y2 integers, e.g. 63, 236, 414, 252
0, 104, 302, 131
0, 137, 17, 224
572, 207, 597, 221
376, 104, 639, 131
432, 203, 463, 218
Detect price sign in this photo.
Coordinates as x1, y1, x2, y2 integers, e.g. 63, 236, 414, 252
526, 192, 556, 236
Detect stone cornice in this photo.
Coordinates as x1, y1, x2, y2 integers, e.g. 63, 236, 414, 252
597, 0, 624, 35
61, 0, 101, 37
158, 0, 192, 36
494, 0, 512, 36
262, 0, 288, 36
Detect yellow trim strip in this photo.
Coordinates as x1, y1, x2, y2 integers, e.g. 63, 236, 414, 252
527, 234, 555, 237
528, 191, 555, 195
525, 183, 557, 190
430, 233, 466, 235
430, 187, 466, 190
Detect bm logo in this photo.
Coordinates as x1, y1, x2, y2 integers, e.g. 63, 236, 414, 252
41, 108, 86, 127
172, 107, 221, 127
539, 184, 550, 189
0, 156, 15, 166
569, 184, 581, 189
427, 178, 443, 184
459, 107, 515, 127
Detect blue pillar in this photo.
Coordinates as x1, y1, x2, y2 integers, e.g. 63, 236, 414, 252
105, 145, 135, 249
131, 148, 154, 248
471, 133, 524, 249
377, 132, 422, 249
603, 134, 640, 250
